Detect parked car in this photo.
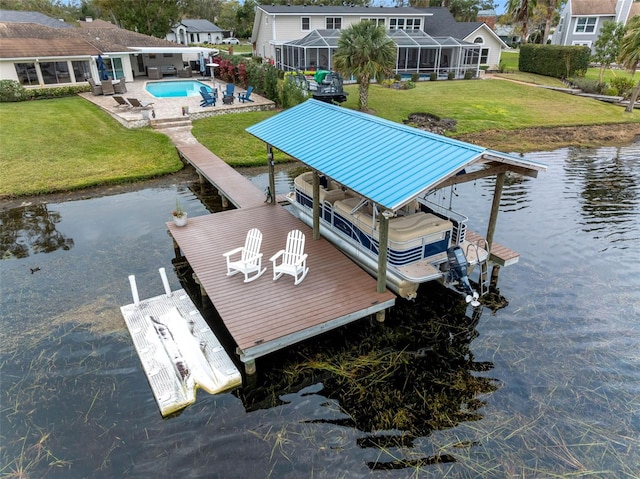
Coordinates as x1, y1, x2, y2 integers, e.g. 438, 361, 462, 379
221, 37, 240, 45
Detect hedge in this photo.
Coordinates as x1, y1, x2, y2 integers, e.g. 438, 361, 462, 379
519, 44, 590, 79
0, 80, 91, 102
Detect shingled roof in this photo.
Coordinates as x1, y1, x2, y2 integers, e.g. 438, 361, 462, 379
0, 19, 186, 59
572, 0, 618, 16
421, 7, 484, 38
0, 9, 73, 28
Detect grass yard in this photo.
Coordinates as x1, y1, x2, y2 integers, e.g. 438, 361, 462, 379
340, 79, 639, 135
498, 49, 637, 85
0, 97, 181, 197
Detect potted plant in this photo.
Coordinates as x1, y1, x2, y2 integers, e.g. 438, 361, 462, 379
172, 199, 188, 227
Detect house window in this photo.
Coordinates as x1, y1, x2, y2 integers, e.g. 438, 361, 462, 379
15, 63, 38, 85
572, 40, 592, 47
474, 36, 484, 44
362, 18, 385, 27
480, 48, 489, 63
575, 17, 597, 33
389, 18, 421, 30
326, 17, 342, 29
72, 60, 91, 82
39, 61, 70, 84
302, 17, 310, 31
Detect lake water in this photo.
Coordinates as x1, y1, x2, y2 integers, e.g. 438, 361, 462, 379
1, 143, 639, 478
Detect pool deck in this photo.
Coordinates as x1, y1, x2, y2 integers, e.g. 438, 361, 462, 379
80, 75, 275, 129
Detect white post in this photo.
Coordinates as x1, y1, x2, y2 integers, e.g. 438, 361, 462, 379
128, 275, 140, 305
159, 267, 172, 297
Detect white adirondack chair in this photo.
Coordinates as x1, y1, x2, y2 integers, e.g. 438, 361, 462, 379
269, 229, 309, 285
222, 228, 266, 283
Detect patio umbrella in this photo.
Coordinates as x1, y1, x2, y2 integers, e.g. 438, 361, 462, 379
199, 53, 206, 75
97, 55, 108, 81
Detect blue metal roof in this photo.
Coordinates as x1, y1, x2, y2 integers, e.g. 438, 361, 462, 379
246, 99, 546, 211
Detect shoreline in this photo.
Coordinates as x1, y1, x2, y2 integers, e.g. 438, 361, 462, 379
2, 124, 639, 211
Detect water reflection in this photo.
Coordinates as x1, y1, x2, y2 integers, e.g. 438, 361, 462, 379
564, 146, 639, 247
1, 144, 639, 478
0, 204, 74, 259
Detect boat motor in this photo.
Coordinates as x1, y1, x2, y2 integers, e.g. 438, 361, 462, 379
446, 246, 480, 307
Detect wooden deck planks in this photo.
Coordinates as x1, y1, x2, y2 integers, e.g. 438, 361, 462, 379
177, 144, 266, 209
167, 205, 396, 362
466, 230, 520, 266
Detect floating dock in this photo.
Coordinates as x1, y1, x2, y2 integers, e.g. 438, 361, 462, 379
120, 268, 242, 417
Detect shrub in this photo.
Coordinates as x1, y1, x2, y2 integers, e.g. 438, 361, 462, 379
603, 87, 619, 96
280, 74, 307, 108
447, 71, 455, 80
411, 73, 420, 82
0, 80, 28, 102
430, 72, 437, 81
464, 70, 474, 80
394, 73, 402, 82
567, 76, 602, 94
609, 77, 635, 99
0, 81, 90, 102
404, 80, 416, 89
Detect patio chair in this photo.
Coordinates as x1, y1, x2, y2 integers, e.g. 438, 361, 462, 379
113, 96, 131, 108
199, 86, 216, 107
87, 78, 102, 96
238, 86, 254, 103
222, 228, 266, 283
127, 98, 154, 109
269, 229, 309, 285
113, 80, 127, 94
101, 79, 115, 95
222, 83, 235, 104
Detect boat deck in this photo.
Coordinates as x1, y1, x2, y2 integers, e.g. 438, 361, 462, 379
466, 231, 520, 266
167, 205, 396, 368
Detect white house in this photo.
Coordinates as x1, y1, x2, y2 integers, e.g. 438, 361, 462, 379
0, 10, 217, 87
251, 5, 507, 76
551, 0, 640, 51
166, 19, 224, 45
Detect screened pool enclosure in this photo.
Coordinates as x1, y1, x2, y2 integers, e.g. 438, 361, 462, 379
276, 29, 483, 79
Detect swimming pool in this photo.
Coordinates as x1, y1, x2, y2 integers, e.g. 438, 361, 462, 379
146, 80, 213, 98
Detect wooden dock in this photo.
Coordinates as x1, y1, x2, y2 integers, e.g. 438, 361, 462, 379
177, 144, 266, 209
168, 206, 395, 372
169, 144, 395, 373
466, 230, 520, 267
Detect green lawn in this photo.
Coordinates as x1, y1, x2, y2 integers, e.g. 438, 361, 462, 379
499, 49, 636, 84
0, 97, 181, 197
2, 75, 638, 198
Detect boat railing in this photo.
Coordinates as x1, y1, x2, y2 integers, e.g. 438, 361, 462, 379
418, 198, 468, 245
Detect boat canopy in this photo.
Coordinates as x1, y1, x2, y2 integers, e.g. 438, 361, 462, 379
246, 99, 546, 211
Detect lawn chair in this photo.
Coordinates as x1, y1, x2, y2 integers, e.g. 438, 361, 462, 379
199, 86, 216, 107
238, 86, 254, 103
269, 229, 309, 285
127, 98, 154, 109
87, 78, 102, 96
101, 79, 115, 95
222, 83, 235, 104
222, 228, 266, 283
113, 96, 130, 108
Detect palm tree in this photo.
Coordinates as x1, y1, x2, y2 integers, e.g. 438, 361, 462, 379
618, 15, 640, 113
333, 21, 396, 111
507, 0, 537, 45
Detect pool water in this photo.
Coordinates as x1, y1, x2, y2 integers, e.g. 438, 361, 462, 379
146, 80, 213, 98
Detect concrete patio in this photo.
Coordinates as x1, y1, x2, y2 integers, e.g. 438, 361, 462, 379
80, 75, 276, 132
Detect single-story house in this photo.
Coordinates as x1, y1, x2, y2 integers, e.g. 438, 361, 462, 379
0, 10, 218, 87
251, 5, 507, 77
166, 19, 224, 45
551, 0, 640, 51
